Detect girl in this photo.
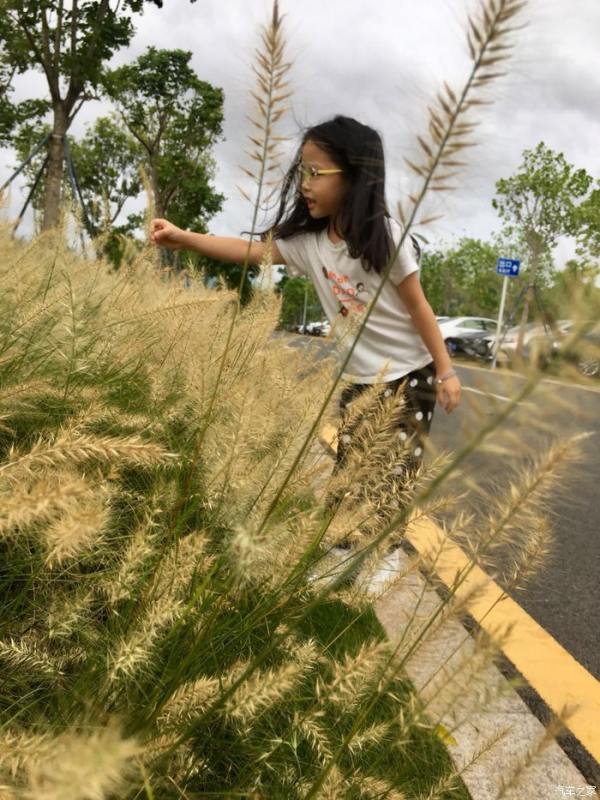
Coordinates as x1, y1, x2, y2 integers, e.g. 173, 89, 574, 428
150, 115, 461, 526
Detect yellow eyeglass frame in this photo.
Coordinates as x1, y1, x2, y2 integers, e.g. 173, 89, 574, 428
296, 163, 343, 182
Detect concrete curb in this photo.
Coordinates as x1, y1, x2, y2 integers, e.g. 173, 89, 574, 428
368, 546, 593, 799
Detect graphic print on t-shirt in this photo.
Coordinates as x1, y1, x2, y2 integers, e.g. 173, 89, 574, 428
321, 266, 370, 315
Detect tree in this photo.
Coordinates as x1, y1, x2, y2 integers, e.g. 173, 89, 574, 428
12, 115, 142, 249
492, 141, 594, 354
0, 0, 198, 231
101, 48, 224, 226
545, 259, 600, 320
69, 116, 144, 264
419, 234, 555, 320
573, 181, 600, 265
421, 238, 501, 317
9, 46, 227, 273
276, 274, 323, 329
0, 56, 49, 147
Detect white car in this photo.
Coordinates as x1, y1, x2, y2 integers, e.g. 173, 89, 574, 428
436, 316, 499, 337
436, 316, 500, 357
301, 320, 331, 336
484, 320, 574, 365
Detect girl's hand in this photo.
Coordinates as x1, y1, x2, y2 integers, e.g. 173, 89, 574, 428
150, 218, 186, 251
436, 374, 461, 414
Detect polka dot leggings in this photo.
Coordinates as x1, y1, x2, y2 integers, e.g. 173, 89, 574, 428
327, 361, 437, 536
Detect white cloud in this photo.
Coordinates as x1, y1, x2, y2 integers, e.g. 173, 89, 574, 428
1, 0, 598, 270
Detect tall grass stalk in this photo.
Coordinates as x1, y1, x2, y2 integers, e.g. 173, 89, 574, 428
0, 0, 597, 798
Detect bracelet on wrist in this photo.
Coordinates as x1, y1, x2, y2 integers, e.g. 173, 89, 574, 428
434, 369, 456, 385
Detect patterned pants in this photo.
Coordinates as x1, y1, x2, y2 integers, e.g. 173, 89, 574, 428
327, 361, 437, 536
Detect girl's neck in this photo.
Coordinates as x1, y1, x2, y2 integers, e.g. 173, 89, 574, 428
327, 218, 344, 245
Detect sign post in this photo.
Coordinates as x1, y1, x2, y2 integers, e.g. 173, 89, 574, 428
492, 258, 521, 370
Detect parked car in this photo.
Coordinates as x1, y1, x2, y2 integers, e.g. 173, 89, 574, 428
436, 316, 499, 357
437, 317, 499, 358
296, 320, 331, 336
312, 320, 331, 337
437, 316, 499, 337
444, 329, 495, 360
485, 320, 572, 366
533, 320, 600, 377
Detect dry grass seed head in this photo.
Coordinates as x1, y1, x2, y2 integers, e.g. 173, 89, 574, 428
0, 468, 94, 540
225, 660, 307, 731
43, 482, 112, 567
106, 594, 185, 685
294, 709, 333, 764
157, 676, 221, 729
400, 0, 528, 225
0, 638, 65, 680
0, 431, 177, 484
19, 719, 141, 800
324, 640, 390, 710
96, 516, 164, 605
241, 0, 292, 203
45, 589, 96, 641
478, 432, 591, 557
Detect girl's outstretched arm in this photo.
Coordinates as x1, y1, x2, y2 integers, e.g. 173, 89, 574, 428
149, 218, 285, 266
395, 273, 462, 413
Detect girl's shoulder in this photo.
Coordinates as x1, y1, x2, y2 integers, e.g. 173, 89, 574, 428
275, 227, 322, 253
386, 216, 422, 264
386, 216, 406, 237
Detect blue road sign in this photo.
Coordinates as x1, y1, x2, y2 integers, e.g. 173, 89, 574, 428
496, 257, 521, 276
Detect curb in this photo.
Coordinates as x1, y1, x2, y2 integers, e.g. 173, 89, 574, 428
371, 545, 594, 799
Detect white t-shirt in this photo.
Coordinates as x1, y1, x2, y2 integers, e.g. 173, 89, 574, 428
276, 217, 433, 383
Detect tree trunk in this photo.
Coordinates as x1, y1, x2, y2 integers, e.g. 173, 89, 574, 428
515, 229, 543, 359
149, 163, 169, 270
41, 105, 69, 231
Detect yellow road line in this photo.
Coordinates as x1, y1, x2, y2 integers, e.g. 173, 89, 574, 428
406, 516, 600, 763
319, 422, 600, 762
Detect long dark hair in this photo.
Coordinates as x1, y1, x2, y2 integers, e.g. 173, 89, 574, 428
254, 115, 396, 275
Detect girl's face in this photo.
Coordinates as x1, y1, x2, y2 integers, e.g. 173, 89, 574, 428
298, 140, 350, 223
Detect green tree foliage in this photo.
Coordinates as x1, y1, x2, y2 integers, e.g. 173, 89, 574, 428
418, 227, 598, 329
102, 47, 240, 284
573, 181, 600, 264
68, 116, 144, 265
419, 234, 555, 319
12, 116, 142, 245
276, 273, 324, 329
0, 55, 49, 147
0, 0, 198, 230
101, 47, 224, 226
492, 141, 593, 247
420, 238, 499, 317
545, 259, 600, 321
9, 46, 228, 275
492, 142, 595, 348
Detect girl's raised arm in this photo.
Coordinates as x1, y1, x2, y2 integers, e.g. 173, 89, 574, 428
149, 218, 285, 266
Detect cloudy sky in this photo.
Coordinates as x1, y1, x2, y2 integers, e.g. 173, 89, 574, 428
2, 0, 599, 267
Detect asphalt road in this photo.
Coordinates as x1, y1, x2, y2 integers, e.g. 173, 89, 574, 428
430, 361, 600, 786
429, 362, 600, 683
281, 333, 600, 681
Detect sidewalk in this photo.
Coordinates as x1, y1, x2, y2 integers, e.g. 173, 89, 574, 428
371, 545, 594, 799
311, 432, 597, 800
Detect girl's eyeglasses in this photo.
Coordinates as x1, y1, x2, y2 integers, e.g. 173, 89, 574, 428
294, 163, 343, 183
